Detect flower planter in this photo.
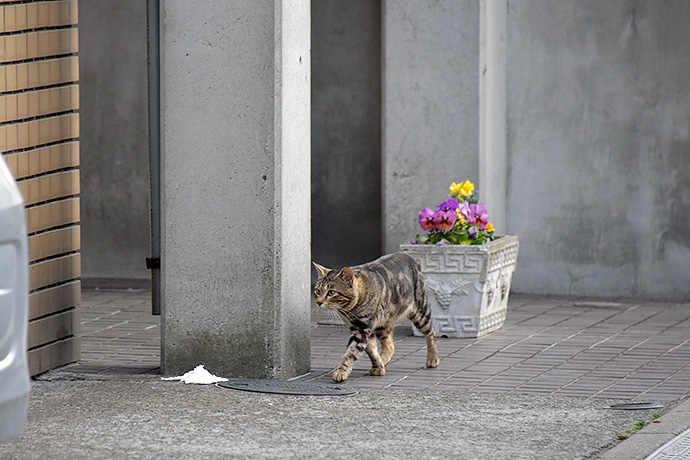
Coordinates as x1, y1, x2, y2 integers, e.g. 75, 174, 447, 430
400, 235, 519, 338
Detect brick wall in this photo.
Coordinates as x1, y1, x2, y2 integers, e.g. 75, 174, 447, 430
0, 0, 80, 376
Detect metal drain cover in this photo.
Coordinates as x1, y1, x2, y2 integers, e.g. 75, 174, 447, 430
610, 402, 664, 410
216, 379, 356, 396
573, 301, 623, 308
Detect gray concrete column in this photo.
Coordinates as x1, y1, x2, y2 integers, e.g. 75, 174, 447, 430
382, 0, 507, 251
159, 0, 311, 379
479, 0, 507, 234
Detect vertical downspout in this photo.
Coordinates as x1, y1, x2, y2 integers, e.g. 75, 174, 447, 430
146, 0, 162, 315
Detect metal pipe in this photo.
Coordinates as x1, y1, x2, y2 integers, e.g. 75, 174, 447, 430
146, 0, 161, 316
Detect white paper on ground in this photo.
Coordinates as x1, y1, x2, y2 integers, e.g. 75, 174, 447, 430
161, 364, 228, 384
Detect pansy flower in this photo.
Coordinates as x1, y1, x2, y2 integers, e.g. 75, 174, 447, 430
458, 202, 472, 221
450, 179, 474, 197
418, 207, 437, 231
475, 202, 489, 230
433, 209, 457, 231
436, 198, 459, 213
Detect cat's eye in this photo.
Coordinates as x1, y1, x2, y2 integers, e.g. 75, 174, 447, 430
327, 290, 336, 297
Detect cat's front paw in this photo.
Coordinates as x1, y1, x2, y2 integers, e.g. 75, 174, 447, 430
369, 366, 386, 376
332, 367, 350, 382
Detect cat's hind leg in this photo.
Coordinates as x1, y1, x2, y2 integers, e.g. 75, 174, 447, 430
365, 336, 386, 376
408, 302, 440, 369
375, 325, 395, 365
424, 330, 440, 368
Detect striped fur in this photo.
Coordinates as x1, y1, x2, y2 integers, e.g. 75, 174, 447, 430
313, 253, 440, 382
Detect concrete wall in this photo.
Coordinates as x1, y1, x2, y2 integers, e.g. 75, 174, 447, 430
79, 0, 150, 282
311, 0, 382, 270
77, 1, 690, 301
506, 1, 690, 299
382, 0, 481, 253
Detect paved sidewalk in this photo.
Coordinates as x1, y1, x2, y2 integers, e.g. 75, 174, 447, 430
60, 289, 161, 375
51, 289, 690, 459
305, 296, 690, 401
65, 290, 690, 401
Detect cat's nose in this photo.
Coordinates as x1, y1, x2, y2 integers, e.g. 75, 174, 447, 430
316, 300, 323, 306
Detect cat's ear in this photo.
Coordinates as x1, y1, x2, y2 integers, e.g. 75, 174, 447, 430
338, 267, 355, 286
313, 262, 331, 278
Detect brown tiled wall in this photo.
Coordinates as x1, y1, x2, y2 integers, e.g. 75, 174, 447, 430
0, 0, 80, 376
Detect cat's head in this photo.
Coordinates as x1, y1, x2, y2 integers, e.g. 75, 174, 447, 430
312, 262, 356, 310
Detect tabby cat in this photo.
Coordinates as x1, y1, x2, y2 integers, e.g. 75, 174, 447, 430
313, 253, 440, 382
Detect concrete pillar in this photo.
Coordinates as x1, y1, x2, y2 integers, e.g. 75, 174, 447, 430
382, 0, 507, 251
479, 0, 507, 234
159, 0, 311, 379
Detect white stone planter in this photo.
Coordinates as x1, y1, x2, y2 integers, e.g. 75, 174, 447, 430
400, 235, 519, 338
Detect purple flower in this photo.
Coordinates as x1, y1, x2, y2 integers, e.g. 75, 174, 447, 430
433, 209, 457, 231
467, 226, 478, 239
458, 202, 489, 230
458, 202, 472, 221
436, 198, 459, 213
418, 207, 437, 231
475, 202, 489, 230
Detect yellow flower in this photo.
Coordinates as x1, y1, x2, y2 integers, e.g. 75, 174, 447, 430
485, 222, 495, 233
459, 180, 474, 196
455, 208, 466, 223
450, 179, 474, 196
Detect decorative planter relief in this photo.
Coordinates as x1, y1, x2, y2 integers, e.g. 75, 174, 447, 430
400, 235, 519, 338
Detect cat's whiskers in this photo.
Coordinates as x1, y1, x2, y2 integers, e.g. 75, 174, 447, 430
329, 309, 347, 326
334, 307, 356, 325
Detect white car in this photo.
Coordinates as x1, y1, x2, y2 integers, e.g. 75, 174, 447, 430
0, 156, 30, 443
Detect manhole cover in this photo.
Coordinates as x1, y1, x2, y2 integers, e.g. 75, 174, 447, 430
610, 402, 664, 410
216, 379, 357, 396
